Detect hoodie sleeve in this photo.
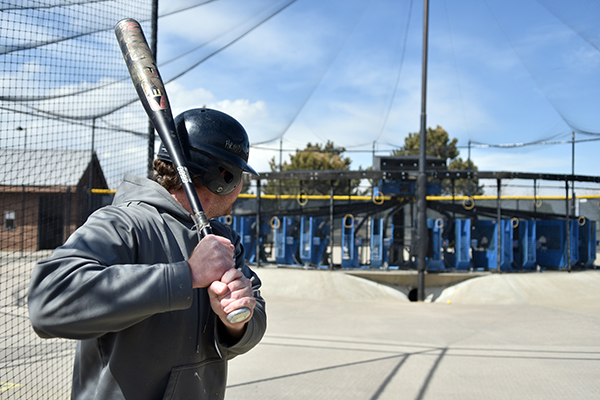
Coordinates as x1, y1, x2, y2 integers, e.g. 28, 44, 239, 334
213, 225, 267, 359
28, 205, 195, 340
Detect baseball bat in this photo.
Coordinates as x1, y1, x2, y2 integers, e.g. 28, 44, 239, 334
114, 18, 251, 324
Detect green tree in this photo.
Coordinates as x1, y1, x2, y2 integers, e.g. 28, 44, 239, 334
393, 125, 459, 160
393, 126, 483, 195
447, 157, 483, 196
263, 141, 360, 195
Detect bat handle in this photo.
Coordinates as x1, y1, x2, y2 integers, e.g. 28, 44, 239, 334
193, 211, 213, 238
194, 214, 252, 324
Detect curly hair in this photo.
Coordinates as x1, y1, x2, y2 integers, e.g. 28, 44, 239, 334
150, 159, 204, 191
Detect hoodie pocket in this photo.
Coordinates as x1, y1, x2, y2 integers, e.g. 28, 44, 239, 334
162, 358, 227, 400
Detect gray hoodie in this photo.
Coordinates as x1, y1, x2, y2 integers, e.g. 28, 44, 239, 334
28, 174, 267, 399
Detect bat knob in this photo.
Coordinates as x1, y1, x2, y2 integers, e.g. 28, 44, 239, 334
226, 307, 251, 324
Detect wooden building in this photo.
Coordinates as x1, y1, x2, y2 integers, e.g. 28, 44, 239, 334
0, 149, 108, 251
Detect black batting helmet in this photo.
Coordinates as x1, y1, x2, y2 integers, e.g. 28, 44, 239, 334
157, 108, 258, 195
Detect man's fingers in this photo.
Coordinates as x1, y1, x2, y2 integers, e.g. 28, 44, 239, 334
208, 280, 229, 298
188, 234, 236, 288
207, 278, 255, 323
209, 278, 250, 300
220, 268, 244, 285
223, 296, 256, 317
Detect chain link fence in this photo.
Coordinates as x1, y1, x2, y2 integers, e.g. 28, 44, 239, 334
1, 2, 154, 397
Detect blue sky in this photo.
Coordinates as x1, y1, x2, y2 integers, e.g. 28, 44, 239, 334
155, 0, 600, 193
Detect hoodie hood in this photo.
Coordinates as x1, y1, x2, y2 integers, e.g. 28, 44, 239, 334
113, 174, 192, 222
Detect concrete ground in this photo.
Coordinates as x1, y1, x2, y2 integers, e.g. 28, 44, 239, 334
225, 267, 600, 400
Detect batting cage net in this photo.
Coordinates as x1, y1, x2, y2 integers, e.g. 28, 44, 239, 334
1, 2, 153, 397
3, 1, 600, 398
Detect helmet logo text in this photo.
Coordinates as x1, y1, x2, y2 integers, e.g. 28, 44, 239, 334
224, 140, 245, 155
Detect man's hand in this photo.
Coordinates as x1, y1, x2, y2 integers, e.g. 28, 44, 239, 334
208, 268, 256, 337
188, 234, 235, 289
188, 234, 255, 338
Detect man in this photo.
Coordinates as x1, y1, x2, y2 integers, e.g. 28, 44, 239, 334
28, 108, 267, 399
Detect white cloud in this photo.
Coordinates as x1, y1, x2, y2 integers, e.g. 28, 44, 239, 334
166, 81, 216, 116
210, 98, 268, 121
164, 79, 275, 171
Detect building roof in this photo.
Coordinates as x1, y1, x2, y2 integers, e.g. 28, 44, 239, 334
0, 149, 100, 187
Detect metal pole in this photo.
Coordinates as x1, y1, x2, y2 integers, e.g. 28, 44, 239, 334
571, 131, 576, 218
570, 133, 576, 272
16, 125, 27, 252
467, 140, 472, 194
451, 179, 455, 220
88, 118, 96, 216
496, 178, 502, 272
329, 182, 334, 270
571, 132, 575, 177
566, 180, 571, 272
417, 0, 430, 301
533, 179, 538, 218
256, 179, 262, 267
468, 140, 471, 166
279, 138, 283, 207
21, 185, 25, 254
16, 126, 27, 149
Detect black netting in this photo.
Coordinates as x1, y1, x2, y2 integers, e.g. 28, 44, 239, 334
2, 0, 600, 397
0, 2, 152, 397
